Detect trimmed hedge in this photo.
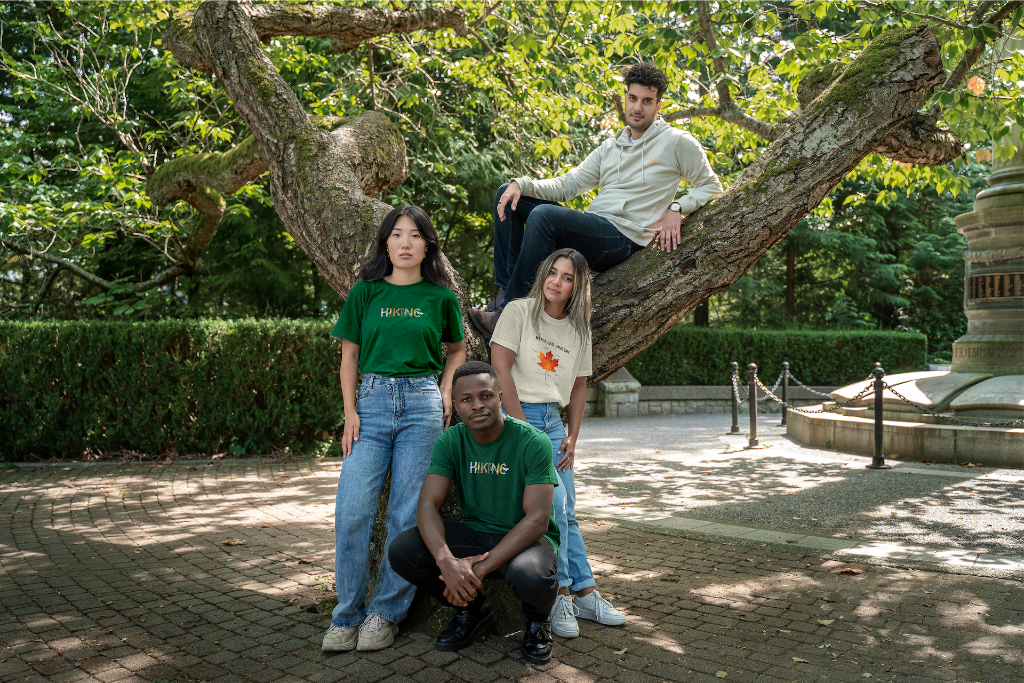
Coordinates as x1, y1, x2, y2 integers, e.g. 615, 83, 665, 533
0, 320, 342, 460
626, 327, 927, 386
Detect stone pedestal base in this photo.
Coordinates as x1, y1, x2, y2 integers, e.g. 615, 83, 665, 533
595, 367, 641, 417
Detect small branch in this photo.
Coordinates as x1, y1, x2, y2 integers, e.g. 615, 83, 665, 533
857, 1, 969, 31
698, 1, 732, 107
940, 0, 1021, 93
470, 0, 502, 29
612, 93, 627, 125
30, 266, 62, 316
368, 42, 376, 110
1, 238, 111, 291
663, 105, 780, 141
548, 4, 570, 50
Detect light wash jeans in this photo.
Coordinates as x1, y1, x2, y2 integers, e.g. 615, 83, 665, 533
332, 373, 443, 627
519, 402, 596, 593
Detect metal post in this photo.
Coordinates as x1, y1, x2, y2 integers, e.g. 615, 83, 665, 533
780, 361, 789, 427
730, 362, 740, 434
747, 363, 759, 448
867, 362, 891, 470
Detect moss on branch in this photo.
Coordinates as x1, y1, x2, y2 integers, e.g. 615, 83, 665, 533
814, 23, 925, 114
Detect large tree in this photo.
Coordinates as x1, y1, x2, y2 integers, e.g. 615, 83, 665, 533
4, 1, 1022, 377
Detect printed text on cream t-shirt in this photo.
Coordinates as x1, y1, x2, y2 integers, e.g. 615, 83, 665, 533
490, 298, 592, 407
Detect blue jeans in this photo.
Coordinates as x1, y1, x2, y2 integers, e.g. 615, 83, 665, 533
332, 373, 444, 627
519, 402, 596, 593
493, 183, 641, 305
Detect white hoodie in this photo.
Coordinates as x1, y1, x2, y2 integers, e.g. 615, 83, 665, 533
513, 121, 722, 246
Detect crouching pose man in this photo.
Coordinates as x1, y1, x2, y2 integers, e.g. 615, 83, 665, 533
389, 361, 560, 664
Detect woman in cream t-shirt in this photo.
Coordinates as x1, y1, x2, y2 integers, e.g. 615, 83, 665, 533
490, 248, 626, 639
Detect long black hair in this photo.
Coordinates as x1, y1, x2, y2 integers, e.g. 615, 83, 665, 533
359, 205, 452, 288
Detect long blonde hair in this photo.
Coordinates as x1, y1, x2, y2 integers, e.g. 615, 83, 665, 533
525, 248, 592, 343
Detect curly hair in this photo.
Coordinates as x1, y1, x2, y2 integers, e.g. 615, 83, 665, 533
623, 62, 670, 101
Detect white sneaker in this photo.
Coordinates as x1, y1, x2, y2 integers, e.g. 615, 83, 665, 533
574, 590, 626, 626
322, 624, 358, 652
356, 614, 399, 651
548, 593, 580, 638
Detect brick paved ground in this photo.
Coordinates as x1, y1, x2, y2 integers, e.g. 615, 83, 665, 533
1, 460, 1022, 683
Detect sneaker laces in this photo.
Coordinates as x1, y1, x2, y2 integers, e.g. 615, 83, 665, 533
360, 614, 387, 632
554, 594, 579, 619
588, 591, 615, 615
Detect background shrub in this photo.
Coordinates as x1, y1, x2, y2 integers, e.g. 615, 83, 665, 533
0, 319, 342, 460
626, 327, 927, 386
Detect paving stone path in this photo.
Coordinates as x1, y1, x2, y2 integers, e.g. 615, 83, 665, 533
2, 459, 1022, 683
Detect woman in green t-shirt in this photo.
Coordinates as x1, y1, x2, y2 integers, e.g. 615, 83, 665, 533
322, 206, 466, 654
490, 248, 626, 639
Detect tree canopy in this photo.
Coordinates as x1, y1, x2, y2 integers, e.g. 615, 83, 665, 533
2, 1, 1021, 372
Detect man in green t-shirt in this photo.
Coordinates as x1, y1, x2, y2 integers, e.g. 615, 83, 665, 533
389, 361, 559, 665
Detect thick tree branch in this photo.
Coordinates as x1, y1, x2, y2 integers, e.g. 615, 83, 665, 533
589, 24, 946, 380
166, 4, 467, 71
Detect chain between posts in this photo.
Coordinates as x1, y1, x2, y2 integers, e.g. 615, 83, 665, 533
740, 366, 1024, 427
753, 375, 875, 414
879, 381, 1024, 428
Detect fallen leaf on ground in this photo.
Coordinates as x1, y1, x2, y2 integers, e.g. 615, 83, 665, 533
73, 541, 86, 545
613, 647, 628, 655
863, 675, 872, 678
786, 540, 798, 543
792, 657, 809, 663
778, 629, 791, 633
818, 619, 835, 625
745, 558, 755, 562
261, 524, 273, 528
597, 520, 607, 525
716, 672, 727, 678
223, 539, 246, 546
838, 568, 865, 575
286, 597, 298, 605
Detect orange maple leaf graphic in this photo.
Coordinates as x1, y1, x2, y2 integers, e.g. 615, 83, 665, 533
538, 351, 559, 380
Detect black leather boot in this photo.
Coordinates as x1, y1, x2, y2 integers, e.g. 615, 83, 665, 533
435, 603, 494, 652
520, 619, 552, 664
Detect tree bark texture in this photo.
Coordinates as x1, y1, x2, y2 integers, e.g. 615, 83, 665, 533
165, 5, 947, 382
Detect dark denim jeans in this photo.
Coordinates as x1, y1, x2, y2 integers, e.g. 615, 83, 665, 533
389, 521, 558, 623
493, 183, 640, 304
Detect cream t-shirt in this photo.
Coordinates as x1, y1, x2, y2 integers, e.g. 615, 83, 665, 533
490, 298, 593, 407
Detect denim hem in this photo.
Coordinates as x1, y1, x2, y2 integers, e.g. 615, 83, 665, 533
365, 609, 405, 625
558, 579, 573, 590
331, 618, 362, 628
570, 579, 597, 593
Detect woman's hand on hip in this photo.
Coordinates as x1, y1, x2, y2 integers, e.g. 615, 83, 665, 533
556, 436, 575, 471
342, 412, 360, 457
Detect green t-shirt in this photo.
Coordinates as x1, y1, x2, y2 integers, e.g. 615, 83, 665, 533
332, 279, 464, 377
427, 416, 560, 552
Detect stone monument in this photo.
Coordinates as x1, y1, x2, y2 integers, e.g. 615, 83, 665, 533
787, 37, 1023, 464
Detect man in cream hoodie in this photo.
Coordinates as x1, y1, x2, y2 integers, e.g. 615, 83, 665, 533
470, 63, 722, 338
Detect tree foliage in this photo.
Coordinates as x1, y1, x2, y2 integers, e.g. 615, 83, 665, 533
708, 161, 988, 362
2, 0, 1021, 344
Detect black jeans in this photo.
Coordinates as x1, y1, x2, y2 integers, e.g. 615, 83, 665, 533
389, 521, 558, 623
492, 183, 641, 304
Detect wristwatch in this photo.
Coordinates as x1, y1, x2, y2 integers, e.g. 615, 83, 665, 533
668, 201, 681, 213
